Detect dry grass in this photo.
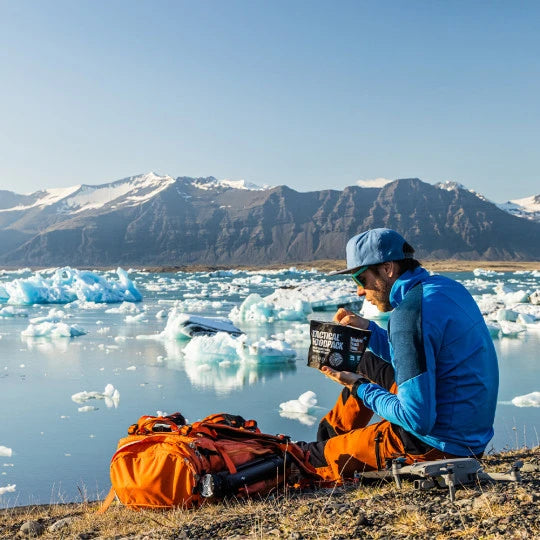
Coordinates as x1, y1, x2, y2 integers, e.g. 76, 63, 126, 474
1, 448, 538, 539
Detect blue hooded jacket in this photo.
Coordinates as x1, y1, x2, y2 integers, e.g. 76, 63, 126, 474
355, 267, 499, 456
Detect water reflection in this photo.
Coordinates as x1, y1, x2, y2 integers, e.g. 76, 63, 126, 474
163, 338, 297, 394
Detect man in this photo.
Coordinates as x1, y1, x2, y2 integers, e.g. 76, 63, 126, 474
300, 228, 499, 482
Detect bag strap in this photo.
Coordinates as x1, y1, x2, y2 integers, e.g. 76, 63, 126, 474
96, 487, 116, 514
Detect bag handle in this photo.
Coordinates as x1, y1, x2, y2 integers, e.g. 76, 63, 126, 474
132, 416, 182, 435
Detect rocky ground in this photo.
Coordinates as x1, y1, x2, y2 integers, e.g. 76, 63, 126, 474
1, 447, 538, 539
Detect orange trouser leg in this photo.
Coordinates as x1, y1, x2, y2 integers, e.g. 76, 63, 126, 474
317, 382, 398, 440
315, 419, 406, 481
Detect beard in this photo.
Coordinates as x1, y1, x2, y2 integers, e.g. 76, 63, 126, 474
368, 270, 394, 312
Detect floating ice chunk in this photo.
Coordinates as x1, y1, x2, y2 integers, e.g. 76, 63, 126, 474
473, 269, 503, 277
511, 391, 540, 407
272, 323, 310, 346
96, 327, 111, 334
125, 312, 147, 323
496, 309, 519, 322
517, 313, 536, 325
4, 267, 141, 305
0, 306, 28, 318
29, 308, 67, 324
159, 310, 243, 340
0, 484, 16, 495
78, 406, 98, 412
264, 282, 359, 313
229, 293, 310, 323
498, 321, 526, 337
72, 390, 104, 403
105, 301, 141, 314
279, 391, 317, 414
184, 332, 296, 364
360, 299, 389, 320
494, 283, 531, 305
126, 366, 137, 370
21, 321, 87, 338
155, 309, 167, 318
72, 384, 120, 408
530, 290, 540, 305
0, 446, 12, 457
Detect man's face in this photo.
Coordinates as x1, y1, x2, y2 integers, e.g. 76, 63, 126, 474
354, 264, 394, 312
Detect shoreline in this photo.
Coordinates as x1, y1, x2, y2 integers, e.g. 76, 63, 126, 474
142, 260, 540, 273
1, 260, 539, 274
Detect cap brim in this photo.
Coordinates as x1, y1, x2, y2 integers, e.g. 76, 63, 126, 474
328, 265, 367, 276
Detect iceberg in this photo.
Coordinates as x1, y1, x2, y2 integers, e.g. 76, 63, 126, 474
360, 298, 389, 320
184, 332, 296, 364
511, 391, 540, 408
229, 293, 310, 323
0, 446, 12, 457
0, 306, 28, 318
279, 390, 317, 414
71, 383, 120, 408
21, 321, 87, 338
279, 391, 318, 426
3, 267, 141, 305
0, 484, 16, 495
161, 311, 243, 340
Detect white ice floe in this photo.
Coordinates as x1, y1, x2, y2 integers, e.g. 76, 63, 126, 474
0, 446, 12, 458
473, 269, 503, 277
71, 383, 120, 408
21, 321, 87, 338
29, 308, 67, 324
124, 312, 147, 323
78, 406, 98, 413
279, 391, 318, 426
105, 301, 141, 314
272, 323, 310, 346
229, 293, 310, 324
0, 484, 16, 495
0, 306, 28, 318
360, 298, 389, 320
511, 391, 540, 407
184, 332, 296, 364
3, 267, 141, 305
162, 311, 243, 340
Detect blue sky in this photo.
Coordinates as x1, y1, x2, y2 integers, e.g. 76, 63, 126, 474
1, 0, 538, 201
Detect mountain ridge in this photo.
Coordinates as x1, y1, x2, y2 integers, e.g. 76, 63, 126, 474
0, 174, 539, 266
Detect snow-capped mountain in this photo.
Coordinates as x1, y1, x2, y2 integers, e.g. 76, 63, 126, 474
497, 195, 540, 222
0, 175, 539, 266
0, 173, 270, 216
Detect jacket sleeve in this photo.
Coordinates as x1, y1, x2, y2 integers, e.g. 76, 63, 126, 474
357, 289, 439, 436
366, 321, 391, 362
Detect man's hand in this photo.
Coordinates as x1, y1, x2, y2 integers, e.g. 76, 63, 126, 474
333, 308, 369, 330
320, 365, 363, 391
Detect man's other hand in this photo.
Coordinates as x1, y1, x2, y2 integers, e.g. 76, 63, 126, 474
333, 308, 369, 330
320, 366, 362, 390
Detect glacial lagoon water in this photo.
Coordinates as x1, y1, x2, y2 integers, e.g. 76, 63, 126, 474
0, 267, 539, 507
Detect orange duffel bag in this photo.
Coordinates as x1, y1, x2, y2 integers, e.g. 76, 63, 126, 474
99, 412, 318, 511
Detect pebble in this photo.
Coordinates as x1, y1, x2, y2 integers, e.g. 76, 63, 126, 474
48, 516, 75, 532
19, 521, 44, 537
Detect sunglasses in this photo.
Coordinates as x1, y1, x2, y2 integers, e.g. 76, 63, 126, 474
351, 266, 369, 287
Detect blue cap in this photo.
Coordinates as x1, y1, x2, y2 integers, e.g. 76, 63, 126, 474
330, 228, 413, 275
